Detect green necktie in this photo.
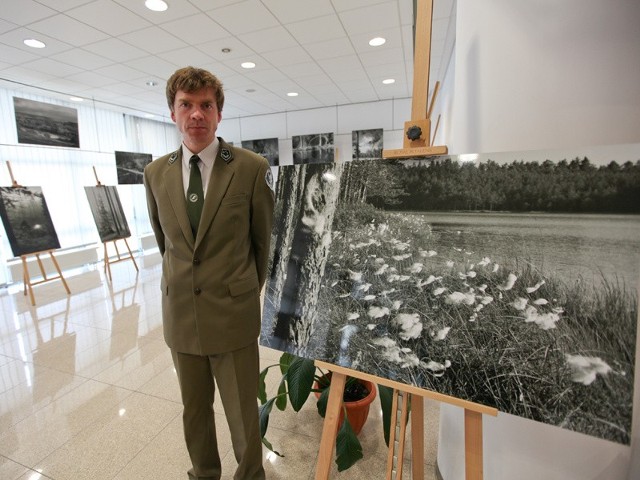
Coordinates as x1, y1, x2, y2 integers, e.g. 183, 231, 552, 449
186, 155, 204, 237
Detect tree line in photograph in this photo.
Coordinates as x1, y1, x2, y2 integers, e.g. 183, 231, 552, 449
354, 157, 640, 213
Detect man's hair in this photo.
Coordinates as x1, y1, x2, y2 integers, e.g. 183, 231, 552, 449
166, 67, 224, 112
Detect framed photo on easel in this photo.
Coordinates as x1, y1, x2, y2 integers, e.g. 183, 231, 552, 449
0, 186, 61, 257
84, 185, 131, 242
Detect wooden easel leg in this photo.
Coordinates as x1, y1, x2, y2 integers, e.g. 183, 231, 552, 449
104, 242, 112, 282
464, 409, 484, 480
386, 390, 410, 480
48, 251, 70, 294
314, 372, 347, 480
21, 255, 35, 306
123, 237, 139, 272
411, 395, 425, 480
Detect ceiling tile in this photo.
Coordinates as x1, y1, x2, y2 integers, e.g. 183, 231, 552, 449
36, 0, 100, 11
206, 0, 279, 35
261, 46, 312, 67
119, 26, 188, 54
160, 14, 229, 45
50, 48, 114, 71
66, 0, 152, 36
94, 63, 149, 82
196, 36, 258, 61
160, 47, 216, 67
28, 14, 110, 47
1, 0, 57, 25
128, 55, 179, 79
331, 0, 390, 12
349, 27, 403, 53
0, 43, 40, 65
338, 2, 401, 36
359, 47, 404, 67
0, 18, 17, 35
286, 15, 346, 44
69, 70, 119, 88
278, 62, 325, 78
264, 0, 335, 23
303, 37, 355, 60
21, 57, 84, 77
113, 0, 201, 23
238, 26, 297, 54
0, 27, 74, 56
83, 37, 148, 62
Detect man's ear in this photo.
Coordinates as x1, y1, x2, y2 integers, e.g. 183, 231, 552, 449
170, 110, 176, 122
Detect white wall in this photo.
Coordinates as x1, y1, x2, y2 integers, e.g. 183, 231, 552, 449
439, 1, 640, 479
217, 97, 412, 164
451, 0, 640, 154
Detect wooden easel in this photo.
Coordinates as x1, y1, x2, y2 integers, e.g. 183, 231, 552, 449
4, 161, 71, 306
92, 166, 139, 282
383, 0, 448, 159
313, 361, 497, 480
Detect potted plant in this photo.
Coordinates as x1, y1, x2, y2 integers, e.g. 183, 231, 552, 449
258, 351, 394, 471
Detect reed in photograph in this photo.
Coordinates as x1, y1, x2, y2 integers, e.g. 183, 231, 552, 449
261, 146, 640, 444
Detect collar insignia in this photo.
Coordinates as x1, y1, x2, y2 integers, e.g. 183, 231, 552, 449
168, 151, 178, 165
220, 148, 233, 163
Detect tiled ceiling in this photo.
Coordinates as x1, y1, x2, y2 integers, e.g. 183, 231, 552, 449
0, 0, 456, 122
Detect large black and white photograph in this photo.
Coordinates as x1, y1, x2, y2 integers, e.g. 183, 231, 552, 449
292, 132, 334, 164
352, 128, 383, 160
241, 138, 280, 166
84, 186, 131, 242
261, 144, 640, 445
0, 186, 61, 256
115, 151, 153, 184
13, 97, 80, 148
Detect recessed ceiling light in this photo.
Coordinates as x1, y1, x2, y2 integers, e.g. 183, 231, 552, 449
287, 92, 299, 97
145, 0, 168, 12
24, 38, 46, 49
144, 113, 155, 118
246, 89, 256, 93
241, 61, 256, 69
222, 48, 231, 53
146, 80, 158, 86
69, 96, 83, 102
382, 78, 395, 84
369, 37, 386, 47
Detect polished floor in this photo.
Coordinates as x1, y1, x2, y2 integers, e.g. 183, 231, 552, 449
0, 253, 439, 479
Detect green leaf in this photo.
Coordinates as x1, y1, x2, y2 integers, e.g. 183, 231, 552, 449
279, 352, 295, 375
286, 357, 316, 411
316, 385, 330, 418
378, 384, 394, 446
276, 377, 288, 411
258, 367, 269, 404
335, 416, 363, 471
261, 436, 284, 457
259, 397, 276, 438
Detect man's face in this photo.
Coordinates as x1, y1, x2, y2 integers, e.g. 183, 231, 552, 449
171, 87, 222, 153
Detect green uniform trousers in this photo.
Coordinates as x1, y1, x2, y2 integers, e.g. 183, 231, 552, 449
171, 341, 266, 480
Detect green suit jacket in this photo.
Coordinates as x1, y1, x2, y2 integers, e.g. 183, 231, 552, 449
144, 138, 274, 355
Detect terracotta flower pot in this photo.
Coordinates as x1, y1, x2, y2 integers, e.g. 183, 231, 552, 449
314, 375, 378, 435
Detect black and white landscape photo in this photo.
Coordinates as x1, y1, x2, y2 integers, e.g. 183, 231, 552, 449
115, 151, 153, 184
0, 186, 61, 256
84, 186, 131, 242
261, 144, 640, 444
242, 138, 280, 166
13, 97, 80, 148
292, 132, 334, 164
352, 128, 383, 160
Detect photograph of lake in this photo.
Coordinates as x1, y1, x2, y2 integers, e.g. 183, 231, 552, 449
261, 143, 639, 444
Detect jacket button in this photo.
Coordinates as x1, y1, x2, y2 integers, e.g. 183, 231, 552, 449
193, 258, 200, 265
194, 288, 201, 295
